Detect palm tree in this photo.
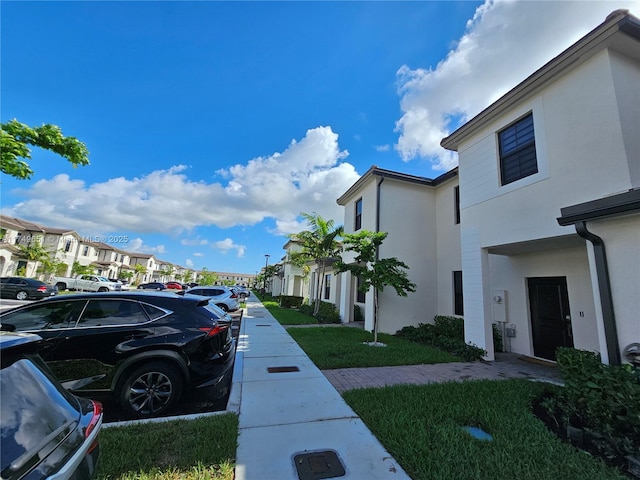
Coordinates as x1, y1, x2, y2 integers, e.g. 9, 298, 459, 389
288, 212, 343, 315
15, 236, 51, 277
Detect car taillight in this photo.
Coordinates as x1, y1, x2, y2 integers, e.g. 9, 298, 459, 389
199, 325, 229, 337
230, 293, 238, 298
86, 400, 103, 453
37, 286, 47, 292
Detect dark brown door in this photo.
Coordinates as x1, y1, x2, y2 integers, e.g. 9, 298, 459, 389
528, 277, 573, 361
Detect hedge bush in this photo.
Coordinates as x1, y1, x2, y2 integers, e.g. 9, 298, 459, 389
279, 295, 304, 308
298, 301, 341, 324
395, 315, 486, 361
548, 347, 640, 459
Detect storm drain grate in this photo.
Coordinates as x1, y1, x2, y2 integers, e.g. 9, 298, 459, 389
267, 366, 300, 373
256, 324, 271, 327
294, 450, 345, 480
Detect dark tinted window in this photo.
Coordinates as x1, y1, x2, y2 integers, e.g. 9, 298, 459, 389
499, 113, 537, 185
140, 302, 170, 320
1, 356, 80, 471
189, 289, 204, 296
77, 300, 148, 327
1, 301, 79, 331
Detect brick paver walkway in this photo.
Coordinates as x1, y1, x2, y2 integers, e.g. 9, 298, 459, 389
322, 352, 563, 393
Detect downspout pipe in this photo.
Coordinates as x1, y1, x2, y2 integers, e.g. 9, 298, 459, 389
574, 220, 621, 366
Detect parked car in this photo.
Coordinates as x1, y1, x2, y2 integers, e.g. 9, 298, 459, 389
165, 281, 184, 290
0, 291, 235, 418
1, 331, 103, 479
50, 274, 122, 292
109, 278, 131, 291
234, 285, 250, 299
137, 282, 166, 291
0, 276, 58, 300
183, 286, 239, 312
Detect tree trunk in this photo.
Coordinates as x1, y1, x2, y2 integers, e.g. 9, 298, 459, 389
314, 260, 324, 316
373, 288, 379, 344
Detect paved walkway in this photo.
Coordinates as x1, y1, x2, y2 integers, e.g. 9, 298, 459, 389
323, 353, 562, 393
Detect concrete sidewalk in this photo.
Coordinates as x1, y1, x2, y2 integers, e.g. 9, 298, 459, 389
233, 296, 410, 480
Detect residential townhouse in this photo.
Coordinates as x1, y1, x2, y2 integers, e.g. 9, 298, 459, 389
322, 10, 638, 367
438, 10, 639, 364
336, 166, 461, 333
1, 215, 254, 286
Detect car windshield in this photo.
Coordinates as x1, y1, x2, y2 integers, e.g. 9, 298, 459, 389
97, 276, 110, 282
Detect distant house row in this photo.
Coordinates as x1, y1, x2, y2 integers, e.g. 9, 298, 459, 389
271, 11, 640, 366
0, 215, 254, 286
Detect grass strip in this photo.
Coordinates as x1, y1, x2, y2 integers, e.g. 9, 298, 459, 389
287, 326, 461, 369
343, 380, 626, 480
262, 300, 317, 325
95, 413, 238, 480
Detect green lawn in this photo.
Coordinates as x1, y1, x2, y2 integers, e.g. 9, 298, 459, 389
95, 414, 237, 480
287, 326, 461, 369
343, 380, 626, 480
261, 299, 317, 325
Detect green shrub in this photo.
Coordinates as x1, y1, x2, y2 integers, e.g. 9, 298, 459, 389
279, 295, 304, 308
395, 316, 486, 362
315, 301, 341, 324
551, 347, 640, 459
353, 304, 364, 323
296, 301, 341, 324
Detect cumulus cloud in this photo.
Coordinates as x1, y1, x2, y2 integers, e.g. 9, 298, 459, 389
394, 0, 640, 170
127, 237, 166, 255
3, 126, 360, 237
213, 238, 246, 258
375, 144, 391, 152
185, 259, 194, 267
192, 252, 204, 257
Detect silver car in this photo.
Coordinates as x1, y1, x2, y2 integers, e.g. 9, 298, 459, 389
183, 286, 239, 312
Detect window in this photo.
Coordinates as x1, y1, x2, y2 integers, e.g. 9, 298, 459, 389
77, 300, 148, 327
453, 271, 464, 316
454, 186, 460, 224
64, 239, 72, 252
356, 276, 366, 303
324, 274, 331, 300
355, 198, 362, 231
83, 246, 89, 256
0, 301, 79, 331
498, 113, 537, 185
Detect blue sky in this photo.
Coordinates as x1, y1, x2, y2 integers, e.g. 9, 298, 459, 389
2, 1, 638, 276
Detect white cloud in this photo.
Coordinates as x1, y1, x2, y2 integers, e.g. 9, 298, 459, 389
3, 126, 360, 237
375, 144, 390, 152
181, 238, 209, 246
394, 0, 640, 170
126, 237, 166, 255
213, 238, 246, 258
185, 259, 194, 267
192, 252, 204, 257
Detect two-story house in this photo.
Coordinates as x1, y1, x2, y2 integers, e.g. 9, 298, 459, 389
440, 10, 639, 364
336, 166, 461, 333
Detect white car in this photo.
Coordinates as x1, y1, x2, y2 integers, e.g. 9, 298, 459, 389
183, 286, 239, 312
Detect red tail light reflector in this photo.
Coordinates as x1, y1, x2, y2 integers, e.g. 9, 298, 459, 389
86, 400, 103, 453
199, 324, 229, 337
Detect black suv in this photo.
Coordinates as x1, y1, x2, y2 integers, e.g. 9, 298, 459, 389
1, 332, 103, 479
0, 291, 236, 419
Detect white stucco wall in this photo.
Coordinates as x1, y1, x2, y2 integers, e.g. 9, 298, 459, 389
435, 177, 462, 316
376, 178, 438, 334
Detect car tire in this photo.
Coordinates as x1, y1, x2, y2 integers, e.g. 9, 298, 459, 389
16, 291, 28, 300
118, 362, 183, 418
98, 287, 108, 292
55, 282, 67, 291
217, 303, 229, 312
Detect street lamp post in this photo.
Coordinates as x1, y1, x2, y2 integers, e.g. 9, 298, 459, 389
263, 254, 270, 294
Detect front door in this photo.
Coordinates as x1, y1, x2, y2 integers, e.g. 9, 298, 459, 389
528, 277, 573, 361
